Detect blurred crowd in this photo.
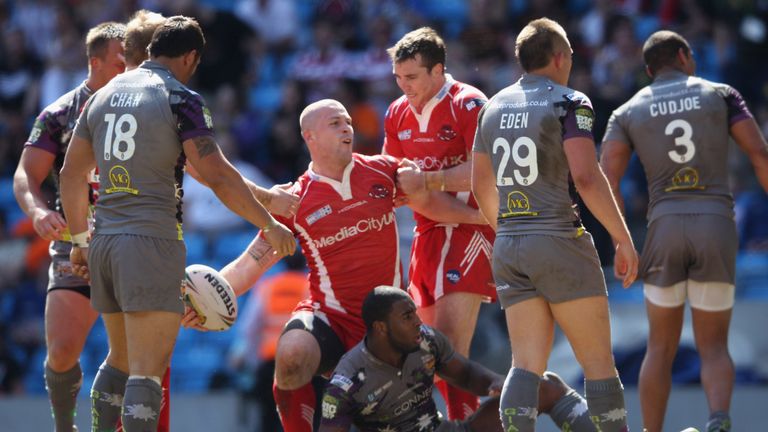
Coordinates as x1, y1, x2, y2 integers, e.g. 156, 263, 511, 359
1, 0, 767, 400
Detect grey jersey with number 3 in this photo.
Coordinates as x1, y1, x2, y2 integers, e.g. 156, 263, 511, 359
603, 70, 752, 223
73, 61, 214, 240
473, 74, 594, 237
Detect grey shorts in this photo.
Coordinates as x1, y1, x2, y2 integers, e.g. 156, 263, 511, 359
48, 240, 90, 295
640, 214, 737, 287
88, 234, 186, 314
493, 232, 607, 308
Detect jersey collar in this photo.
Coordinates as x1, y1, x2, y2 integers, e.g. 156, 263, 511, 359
308, 158, 355, 200
408, 74, 455, 132
653, 70, 688, 82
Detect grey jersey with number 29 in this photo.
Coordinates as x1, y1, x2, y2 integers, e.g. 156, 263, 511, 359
473, 74, 595, 237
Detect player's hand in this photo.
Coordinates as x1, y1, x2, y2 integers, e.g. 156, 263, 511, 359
396, 165, 427, 196
262, 221, 296, 257
613, 240, 639, 289
488, 375, 504, 397
69, 246, 90, 281
265, 182, 299, 217
32, 208, 67, 241
180, 304, 209, 331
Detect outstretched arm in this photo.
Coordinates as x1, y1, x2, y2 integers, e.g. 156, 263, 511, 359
471, 151, 499, 231
220, 234, 283, 297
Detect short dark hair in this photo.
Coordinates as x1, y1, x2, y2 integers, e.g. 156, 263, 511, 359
85, 22, 126, 59
515, 18, 568, 72
124, 10, 165, 66
387, 27, 446, 73
148, 15, 205, 59
643, 30, 690, 76
362, 286, 412, 332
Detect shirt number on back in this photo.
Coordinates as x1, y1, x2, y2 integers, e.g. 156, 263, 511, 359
103, 113, 137, 161
665, 119, 695, 163
493, 136, 538, 186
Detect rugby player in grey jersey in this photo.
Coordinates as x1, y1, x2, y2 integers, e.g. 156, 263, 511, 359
319, 286, 598, 432
12, 21, 126, 432
600, 30, 768, 432
60, 16, 295, 431
472, 18, 638, 432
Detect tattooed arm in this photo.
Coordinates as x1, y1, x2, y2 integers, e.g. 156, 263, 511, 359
219, 234, 284, 296
183, 135, 296, 256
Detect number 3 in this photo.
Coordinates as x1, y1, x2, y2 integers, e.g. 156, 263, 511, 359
665, 119, 695, 163
103, 113, 137, 161
492, 136, 538, 186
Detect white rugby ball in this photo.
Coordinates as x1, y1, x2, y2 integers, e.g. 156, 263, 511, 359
183, 264, 237, 331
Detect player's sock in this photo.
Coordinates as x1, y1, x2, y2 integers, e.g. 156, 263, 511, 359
91, 363, 128, 431
273, 381, 316, 432
45, 361, 83, 432
585, 377, 628, 432
435, 379, 479, 420
549, 388, 597, 431
706, 411, 731, 432
157, 368, 171, 432
500, 367, 540, 432
121, 376, 162, 432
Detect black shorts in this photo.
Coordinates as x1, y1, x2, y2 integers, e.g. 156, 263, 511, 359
283, 311, 347, 376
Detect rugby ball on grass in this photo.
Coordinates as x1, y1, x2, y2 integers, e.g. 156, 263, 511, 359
183, 264, 237, 331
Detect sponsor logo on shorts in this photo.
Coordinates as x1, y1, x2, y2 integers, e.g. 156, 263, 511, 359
330, 374, 353, 392
446, 270, 461, 284
368, 184, 390, 199
665, 167, 705, 192
306, 204, 333, 225
398, 129, 412, 140
646, 265, 664, 273
437, 124, 457, 141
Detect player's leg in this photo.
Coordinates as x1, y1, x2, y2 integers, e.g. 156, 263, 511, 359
274, 312, 345, 432
44, 288, 99, 432
501, 297, 555, 432
121, 310, 180, 431
551, 295, 627, 432
432, 291, 483, 420
689, 281, 735, 432
540, 372, 596, 432
464, 396, 501, 432
92, 312, 129, 432
638, 283, 686, 432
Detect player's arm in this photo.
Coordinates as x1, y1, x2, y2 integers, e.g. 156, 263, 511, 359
470, 151, 499, 231
565, 136, 638, 287
183, 135, 295, 257
13, 146, 67, 241
396, 156, 472, 195
220, 234, 283, 296
318, 382, 356, 432
599, 139, 633, 215
406, 190, 487, 225
437, 352, 504, 397
59, 135, 97, 279
730, 118, 768, 192
186, 161, 298, 217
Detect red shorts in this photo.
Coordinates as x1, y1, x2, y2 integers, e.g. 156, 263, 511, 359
292, 299, 366, 350
408, 225, 496, 307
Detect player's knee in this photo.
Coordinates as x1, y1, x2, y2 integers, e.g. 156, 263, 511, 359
46, 343, 81, 371
275, 344, 316, 388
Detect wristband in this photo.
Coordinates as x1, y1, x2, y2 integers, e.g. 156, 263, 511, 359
261, 219, 277, 233
439, 170, 446, 191
71, 231, 89, 248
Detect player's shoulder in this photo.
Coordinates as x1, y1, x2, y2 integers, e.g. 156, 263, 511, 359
385, 95, 410, 119
39, 84, 86, 120
450, 80, 488, 111
327, 344, 368, 395
353, 153, 399, 169
688, 75, 739, 98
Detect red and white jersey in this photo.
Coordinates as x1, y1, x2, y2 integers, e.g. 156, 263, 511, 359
275, 154, 402, 330
383, 75, 488, 233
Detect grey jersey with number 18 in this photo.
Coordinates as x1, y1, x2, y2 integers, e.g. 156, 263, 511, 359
73, 60, 215, 240
473, 74, 594, 237
603, 70, 752, 223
